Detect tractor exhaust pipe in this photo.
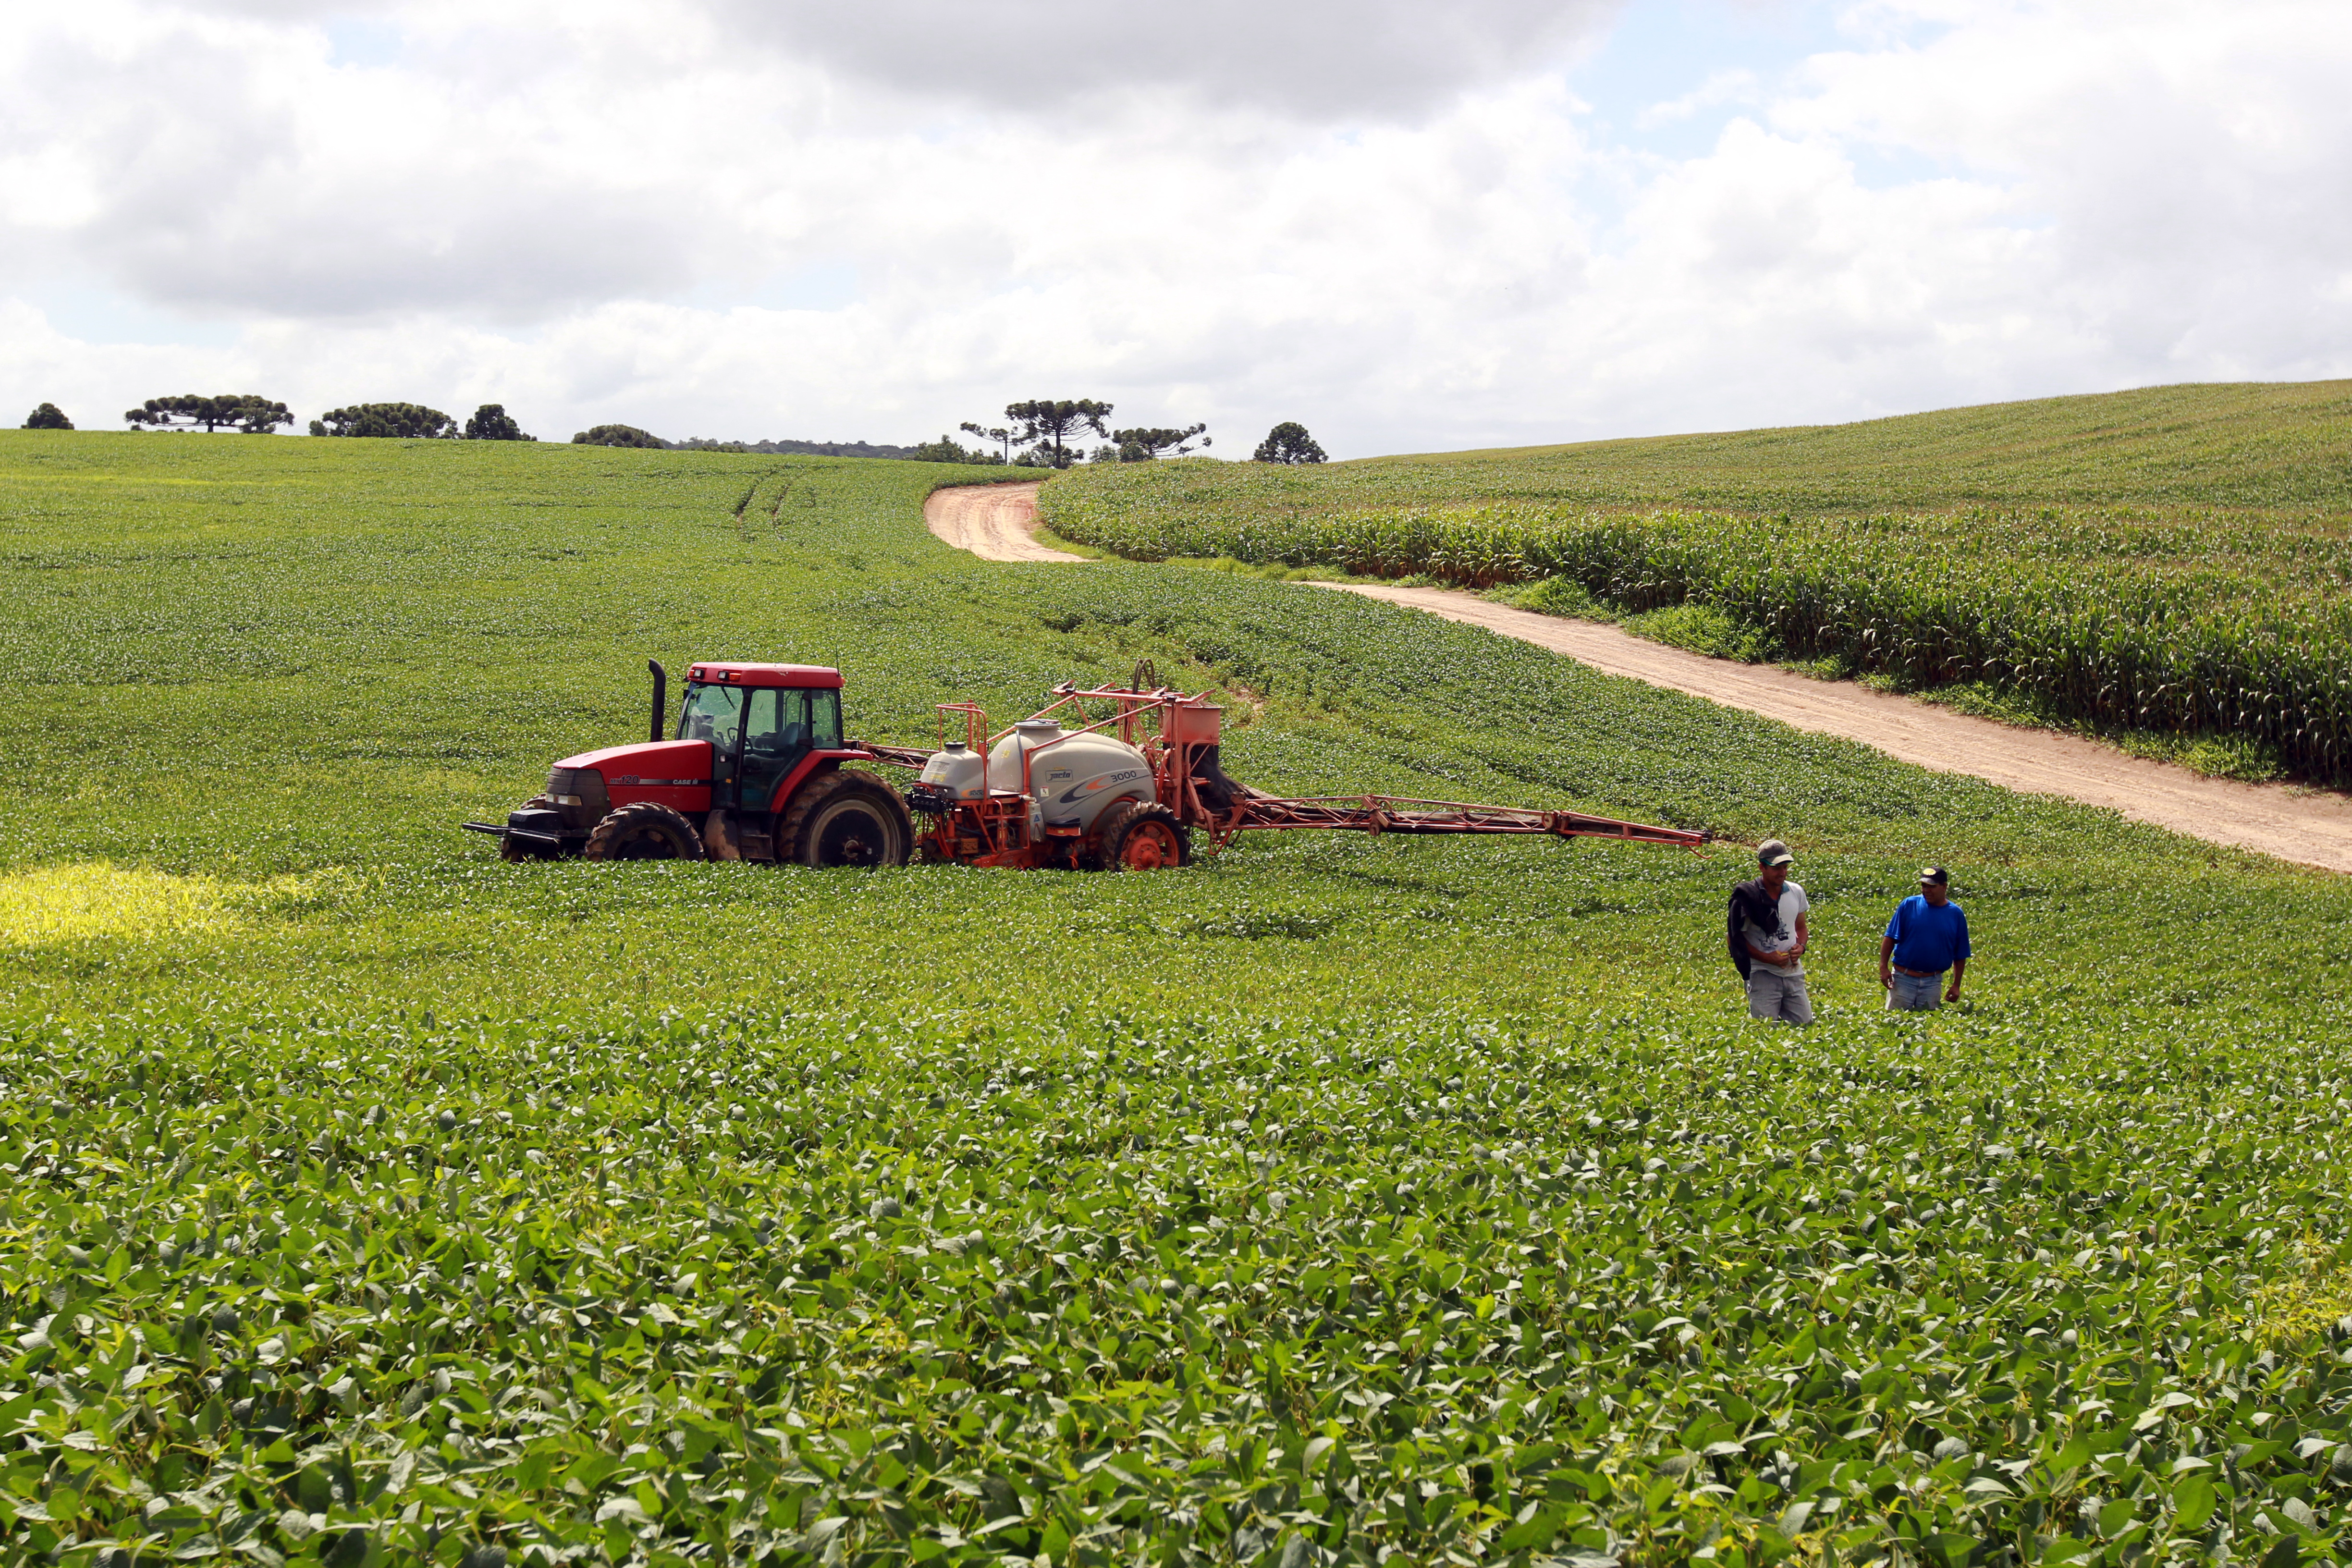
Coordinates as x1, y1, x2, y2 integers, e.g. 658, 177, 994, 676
648, 659, 667, 743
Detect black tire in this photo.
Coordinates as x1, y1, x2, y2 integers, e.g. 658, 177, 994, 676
1090, 800, 1138, 870
1097, 799, 1190, 871
779, 770, 912, 868
582, 801, 705, 862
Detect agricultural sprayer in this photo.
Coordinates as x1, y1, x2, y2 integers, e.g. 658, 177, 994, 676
462, 659, 1707, 868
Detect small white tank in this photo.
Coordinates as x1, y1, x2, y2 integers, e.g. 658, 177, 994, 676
987, 719, 1155, 830
917, 741, 988, 801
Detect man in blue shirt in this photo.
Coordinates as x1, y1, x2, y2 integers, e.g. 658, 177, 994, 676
1880, 865, 1970, 1010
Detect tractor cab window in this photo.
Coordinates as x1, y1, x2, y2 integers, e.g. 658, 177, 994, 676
676, 682, 745, 751
811, 688, 842, 748
744, 687, 810, 760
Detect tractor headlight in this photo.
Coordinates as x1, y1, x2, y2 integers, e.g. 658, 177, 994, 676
545, 768, 610, 828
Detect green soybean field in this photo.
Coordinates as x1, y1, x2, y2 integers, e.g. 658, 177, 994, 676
1039, 381, 2352, 784
3, 429, 2352, 1568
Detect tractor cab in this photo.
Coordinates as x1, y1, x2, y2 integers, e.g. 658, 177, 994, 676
672, 663, 846, 816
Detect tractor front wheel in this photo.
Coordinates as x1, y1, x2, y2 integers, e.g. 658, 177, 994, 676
583, 802, 706, 862
780, 770, 912, 868
1098, 801, 1191, 871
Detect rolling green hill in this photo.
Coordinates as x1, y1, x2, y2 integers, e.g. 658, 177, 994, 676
2, 431, 2348, 1567
1202, 380, 2352, 517
1044, 381, 2352, 783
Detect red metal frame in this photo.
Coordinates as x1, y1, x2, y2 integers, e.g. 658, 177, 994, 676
849, 680, 1708, 867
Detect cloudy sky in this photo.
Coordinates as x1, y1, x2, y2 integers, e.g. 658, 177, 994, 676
2, 0, 2347, 456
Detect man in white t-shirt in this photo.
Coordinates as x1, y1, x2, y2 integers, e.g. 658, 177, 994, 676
1739, 839, 1813, 1025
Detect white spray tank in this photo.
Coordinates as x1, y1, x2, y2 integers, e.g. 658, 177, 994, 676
916, 740, 987, 801
986, 719, 1156, 832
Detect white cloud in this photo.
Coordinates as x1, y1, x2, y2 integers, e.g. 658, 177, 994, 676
1634, 68, 1760, 131
2, 0, 2349, 456
710, 0, 1623, 120
1770, 0, 2352, 383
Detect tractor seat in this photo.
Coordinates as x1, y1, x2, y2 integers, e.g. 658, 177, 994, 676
747, 725, 808, 759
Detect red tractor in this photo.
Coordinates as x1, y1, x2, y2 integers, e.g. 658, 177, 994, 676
465, 659, 1707, 869
465, 660, 916, 866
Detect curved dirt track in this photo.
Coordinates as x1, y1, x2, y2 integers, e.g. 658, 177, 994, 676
1327, 585, 2352, 873
929, 482, 2352, 873
925, 482, 1081, 562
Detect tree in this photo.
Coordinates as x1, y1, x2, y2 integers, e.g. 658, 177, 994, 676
464, 404, 533, 441
310, 404, 456, 439
910, 434, 1005, 465
1002, 399, 1112, 469
124, 394, 294, 434
1253, 421, 1327, 465
1110, 423, 1210, 461
22, 403, 72, 430
572, 424, 663, 448
958, 422, 1016, 463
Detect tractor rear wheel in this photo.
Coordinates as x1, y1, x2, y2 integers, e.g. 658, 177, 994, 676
780, 770, 912, 868
583, 801, 706, 862
1098, 800, 1191, 871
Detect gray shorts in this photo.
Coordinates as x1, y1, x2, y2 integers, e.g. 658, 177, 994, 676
1746, 966, 1813, 1025
1886, 971, 1944, 1011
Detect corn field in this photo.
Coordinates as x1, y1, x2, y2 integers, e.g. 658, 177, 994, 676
1041, 489, 2352, 782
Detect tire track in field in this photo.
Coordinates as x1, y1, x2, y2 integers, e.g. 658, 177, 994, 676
926, 481, 2352, 872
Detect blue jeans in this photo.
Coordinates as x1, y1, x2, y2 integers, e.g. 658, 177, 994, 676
1886, 971, 1944, 1011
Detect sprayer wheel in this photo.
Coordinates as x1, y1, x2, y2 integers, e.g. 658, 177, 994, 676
1090, 802, 1140, 869
779, 769, 912, 868
1099, 801, 1191, 871
582, 801, 706, 862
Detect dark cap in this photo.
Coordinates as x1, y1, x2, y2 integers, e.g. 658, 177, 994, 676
1757, 838, 1794, 868
1919, 866, 1948, 884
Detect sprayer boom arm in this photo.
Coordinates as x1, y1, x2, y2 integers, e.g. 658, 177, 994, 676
850, 740, 934, 769
1217, 786, 1704, 847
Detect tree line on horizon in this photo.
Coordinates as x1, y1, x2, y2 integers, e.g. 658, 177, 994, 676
311, 403, 533, 441
19, 395, 1331, 464
925, 400, 1325, 467
12, 395, 541, 441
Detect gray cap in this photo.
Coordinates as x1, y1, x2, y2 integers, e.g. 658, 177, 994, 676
1757, 838, 1794, 868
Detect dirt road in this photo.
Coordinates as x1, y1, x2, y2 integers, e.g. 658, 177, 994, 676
925, 481, 2352, 872
1328, 585, 2352, 871
925, 482, 1081, 562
